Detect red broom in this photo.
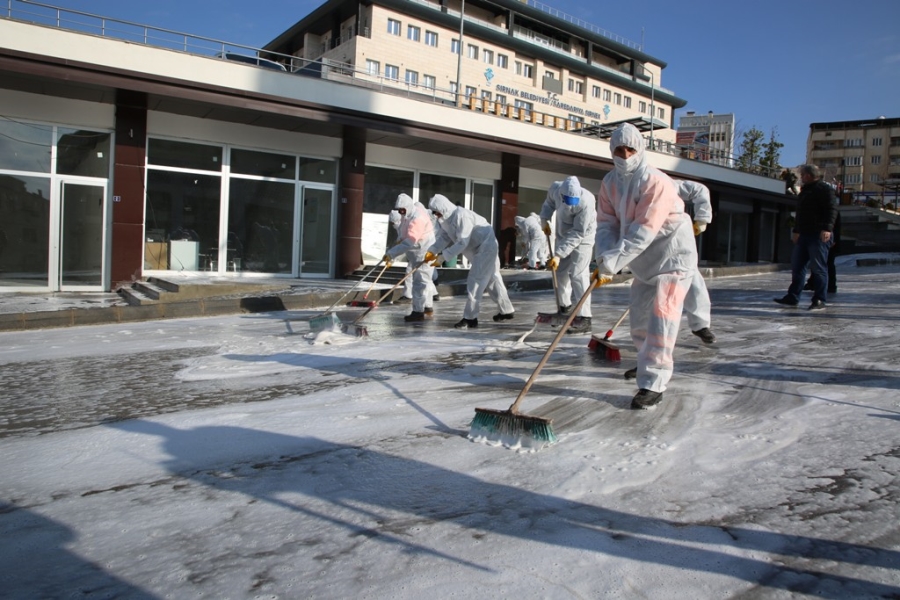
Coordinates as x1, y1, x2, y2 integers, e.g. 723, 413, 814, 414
588, 307, 629, 361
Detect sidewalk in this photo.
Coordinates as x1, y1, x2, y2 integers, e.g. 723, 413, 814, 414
0, 263, 787, 331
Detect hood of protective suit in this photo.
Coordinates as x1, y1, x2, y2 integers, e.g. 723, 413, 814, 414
388, 210, 401, 227
428, 194, 457, 219
561, 176, 582, 206
394, 193, 415, 212
514, 215, 527, 229
610, 123, 646, 177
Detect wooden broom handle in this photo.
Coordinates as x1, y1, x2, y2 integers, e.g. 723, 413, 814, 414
545, 232, 563, 311
363, 262, 391, 298
352, 260, 427, 325
508, 275, 605, 414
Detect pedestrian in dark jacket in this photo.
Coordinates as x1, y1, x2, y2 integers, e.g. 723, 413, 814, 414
775, 164, 837, 310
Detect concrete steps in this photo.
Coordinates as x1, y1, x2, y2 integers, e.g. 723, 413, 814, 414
117, 276, 289, 306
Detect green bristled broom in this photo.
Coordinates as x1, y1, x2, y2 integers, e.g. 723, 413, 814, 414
469, 272, 613, 450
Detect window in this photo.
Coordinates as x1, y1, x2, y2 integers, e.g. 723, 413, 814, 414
387, 19, 401, 36
384, 64, 399, 80
568, 80, 583, 94
846, 156, 862, 166
407, 25, 420, 42
592, 85, 601, 98
545, 71, 555, 79
465, 85, 477, 98
496, 94, 507, 105
658, 107, 665, 120
614, 93, 622, 105
449, 81, 458, 94
423, 74, 436, 89
873, 137, 883, 146
845, 173, 861, 184
514, 99, 533, 117
603, 89, 611, 102
522, 63, 533, 78
497, 54, 508, 68
624, 96, 632, 109
425, 31, 438, 47
870, 173, 882, 183
569, 115, 585, 126
515, 61, 522, 75
483, 49, 494, 64
405, 70, 418, 86
451, 39, 460, 54
872, 155, 882, 165
366, 59, 380, 76
467, 44, 478, 60
845, 138, 863, 147
481, 90, 492, 101
639, 101, 647, 113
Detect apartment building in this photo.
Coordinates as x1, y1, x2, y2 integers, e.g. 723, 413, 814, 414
807, 117, 900, 201
265, 0, 685, 142
676, 111, 736, 168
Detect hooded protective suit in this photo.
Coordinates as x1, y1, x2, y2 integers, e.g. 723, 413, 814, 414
595, 123, 697, 393
539, 176, 597, 317
387, 194, 435, 313
388, 209, 413, 299
675, 180, 713, 332
514, 213, 550, 268
428, 194, 514, 320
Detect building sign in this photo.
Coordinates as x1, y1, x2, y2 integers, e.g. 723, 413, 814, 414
496, 85, 604, 121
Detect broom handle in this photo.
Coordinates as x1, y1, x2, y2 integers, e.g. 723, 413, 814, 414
545, 231, 563, 311
605, 307, 630, 339
508, 274, 607, 414
352, 260, 428, 325
362, 262, 391, 299
319, 260, 383, 315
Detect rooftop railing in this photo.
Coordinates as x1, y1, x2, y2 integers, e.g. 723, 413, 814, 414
2, 0, 780, 180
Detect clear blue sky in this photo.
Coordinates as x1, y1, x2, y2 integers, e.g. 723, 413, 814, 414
34, 0, 900, 167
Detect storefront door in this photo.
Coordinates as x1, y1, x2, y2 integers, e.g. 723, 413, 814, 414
59, 180, 106, 289
298, 186, 334, 276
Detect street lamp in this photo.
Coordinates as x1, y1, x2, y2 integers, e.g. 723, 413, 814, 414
637, 69, 655, 150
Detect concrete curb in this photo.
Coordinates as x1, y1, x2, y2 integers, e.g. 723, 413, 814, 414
0, 264, 790, 332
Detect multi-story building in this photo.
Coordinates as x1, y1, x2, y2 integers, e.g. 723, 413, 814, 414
265, 0, 684, 143
676, 112, 735, 168
807, 117, 900, 202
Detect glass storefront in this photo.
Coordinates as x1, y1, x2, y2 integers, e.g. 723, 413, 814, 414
0, 117, 110, 290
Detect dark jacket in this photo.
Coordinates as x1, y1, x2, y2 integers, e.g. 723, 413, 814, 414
793, 179, 837, 236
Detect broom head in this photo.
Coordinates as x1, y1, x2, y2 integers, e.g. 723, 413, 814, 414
468, 407, 557, 450
588, 333, 621, 361
535, 312, 569, 328
309, 312, 342, 333
348, 300, 377, 307
340, 322, 369, 337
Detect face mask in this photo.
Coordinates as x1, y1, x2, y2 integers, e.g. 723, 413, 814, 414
614, 154, 640, 175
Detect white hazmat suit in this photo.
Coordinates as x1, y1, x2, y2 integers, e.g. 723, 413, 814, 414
389, 209, 413, 300
427, 194, 514, 323
675, 180, 714, 334
595, 123, 698, 394
540, 176, 597, 318
386, 194, 435, 316
514, 213, 550, 269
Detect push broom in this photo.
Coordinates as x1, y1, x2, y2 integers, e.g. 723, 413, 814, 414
469, 271, 612, 449
533, 232, 570, 329
342, 260, 428, 337
308, 261, 384, 333
348, 261, 391, 307
587, 307, 629, 361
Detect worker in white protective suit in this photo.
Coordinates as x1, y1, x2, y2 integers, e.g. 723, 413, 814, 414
594, 123, 698, 409
388, 209, 413, 303
514, 213, 550, 269
539, 176, 597, 334
384, 194, 435, 322
425, 194, 515, 329
675, 180, 717, 344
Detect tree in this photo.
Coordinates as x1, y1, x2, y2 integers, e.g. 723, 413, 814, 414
736, 126, 765, 173
760, 128, 784, 177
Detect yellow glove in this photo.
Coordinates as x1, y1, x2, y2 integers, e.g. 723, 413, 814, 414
546, 256, 559, 271
592, 267, 613, 288
382, 254, 393, 268
424, 251, 438, 265
542, 221, 552, 236
693, 221, 707, 236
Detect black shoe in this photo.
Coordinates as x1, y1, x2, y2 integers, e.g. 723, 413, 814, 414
631, 389, 663, 409
808, 299, 826, 311
404, 311, 425, 322
803, 280, 814, 291
433, 294, 441, 302
827, 287, 837, 294
566, 316, 592, 334
424, 307, 434, 319
454, 318, 478, 329
624, 367, 637, 380
395, 296, 412, 305
558, 305, 572, 315
773, 295, 799, 307
692, 327, 717, 344
493, 312, 515, 322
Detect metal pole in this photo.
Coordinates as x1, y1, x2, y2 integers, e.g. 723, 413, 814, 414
649, 70, 655, 151
455, 0, 465, 106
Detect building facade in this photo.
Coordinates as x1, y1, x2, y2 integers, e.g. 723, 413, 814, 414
0, 0, 790, 294
807, 117, 900, 203
676, 112, 736, 168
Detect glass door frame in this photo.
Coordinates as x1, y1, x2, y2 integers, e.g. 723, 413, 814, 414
296, 183, 337, 278
55, 176, 110, 292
